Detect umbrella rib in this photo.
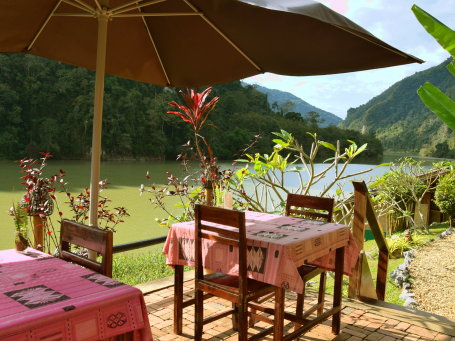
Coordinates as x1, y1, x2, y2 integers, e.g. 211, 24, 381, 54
93, 0, 102, 11
63, 0, 96, 14
136, 4, 171, 86
112, 0, 167, 16
53, 13, 97, 17
182, 0, 262, 73
113, 12, 201, 17
111, 0, 162, 13
27, 0, 64, 51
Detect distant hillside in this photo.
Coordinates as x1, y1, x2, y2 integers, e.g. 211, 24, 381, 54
251, 84, 342, 127
340, 58, 455, 155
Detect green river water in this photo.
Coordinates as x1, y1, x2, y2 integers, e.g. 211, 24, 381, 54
0, 156, 440, 252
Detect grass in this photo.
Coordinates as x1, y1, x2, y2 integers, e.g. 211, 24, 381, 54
113, 223, 450, 306
113, 250, 192, 285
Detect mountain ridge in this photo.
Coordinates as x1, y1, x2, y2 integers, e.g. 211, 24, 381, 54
249, 84, 342, 127
340, 58, 455, 155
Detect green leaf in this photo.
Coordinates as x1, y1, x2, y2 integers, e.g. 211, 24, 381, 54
375, 162, 392, 168
353, 143, 368, 157
320, 141, 337, 152
447, 60, 455, 77
412, 5, 455, 57
306, 132, 316, 139
417, 82, 455, 131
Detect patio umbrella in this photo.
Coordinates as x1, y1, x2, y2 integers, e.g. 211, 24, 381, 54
0, 0, 422, 228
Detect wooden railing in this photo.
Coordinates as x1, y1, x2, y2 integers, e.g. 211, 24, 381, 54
348, 180, 389, 301
112, 235, 167, 253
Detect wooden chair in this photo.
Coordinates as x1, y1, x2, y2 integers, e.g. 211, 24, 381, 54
286, 194, 334, 323
194, 205, 276, 341
249, 194, 335, 329
59, 219, 113, 277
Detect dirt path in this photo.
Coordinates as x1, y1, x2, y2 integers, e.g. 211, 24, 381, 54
408, 232, 455, 320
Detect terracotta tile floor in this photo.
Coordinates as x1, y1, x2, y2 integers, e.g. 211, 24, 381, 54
141, 279, 455, 341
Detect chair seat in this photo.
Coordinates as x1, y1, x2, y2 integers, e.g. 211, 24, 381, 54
298, 264, 325, 282
204, 272, 274, 294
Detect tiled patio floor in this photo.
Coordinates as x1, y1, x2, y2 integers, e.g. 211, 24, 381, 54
138, 275, 455, 341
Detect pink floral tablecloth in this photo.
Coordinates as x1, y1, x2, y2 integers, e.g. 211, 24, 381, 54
163, 211, 359, 294
0, 248, 152, 341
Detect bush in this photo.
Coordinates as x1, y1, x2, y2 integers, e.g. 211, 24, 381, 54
387, 232, 426, 258
434, 174, 455, 224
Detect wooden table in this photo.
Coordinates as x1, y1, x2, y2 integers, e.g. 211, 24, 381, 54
0, 248, 153, 341
163, 211, 359, 340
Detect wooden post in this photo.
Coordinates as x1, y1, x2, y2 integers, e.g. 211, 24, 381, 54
414, 192, 431, 228
32, 215, 44, 250
224, 192, 233, 209
350, 181, 389, 301
348, 182, 366, 299
204, 180, 214, 206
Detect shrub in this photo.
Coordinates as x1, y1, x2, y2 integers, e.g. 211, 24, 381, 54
387, 232, 426, 258
434, 174, 455, 225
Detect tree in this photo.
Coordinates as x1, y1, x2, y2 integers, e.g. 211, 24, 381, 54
284, 111, 303, 121
306, 111, 323, 129
279, 100, 296, 115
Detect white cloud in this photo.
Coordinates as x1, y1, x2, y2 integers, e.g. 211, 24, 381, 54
244, 0, 454, 119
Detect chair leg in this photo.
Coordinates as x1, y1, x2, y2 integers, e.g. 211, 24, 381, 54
173, 265, 183, 335
238, 302, 248, 341
194, 287, 204, 340
248, 301, 256, 327
294, 284, 305, 331
317, 272, 327, 316
332, 247, 344, 335
232, 302, 239, 331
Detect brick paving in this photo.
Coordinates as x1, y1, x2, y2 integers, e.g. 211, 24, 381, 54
142, 279, 455, 341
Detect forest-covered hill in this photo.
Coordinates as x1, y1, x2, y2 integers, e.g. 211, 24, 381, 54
251, 84, 342, 127
340, 58, 455, 156
0, 54, 382, 161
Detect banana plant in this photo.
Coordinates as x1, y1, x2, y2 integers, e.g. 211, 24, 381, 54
412, 5, 455, 130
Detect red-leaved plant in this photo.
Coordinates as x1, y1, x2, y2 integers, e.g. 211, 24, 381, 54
16, 153, 129, 253
17, 152, 65, 252
141, 87, 235, 227
167, 87, 220, 186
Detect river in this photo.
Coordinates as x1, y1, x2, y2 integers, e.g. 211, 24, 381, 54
0, 155, 440, 251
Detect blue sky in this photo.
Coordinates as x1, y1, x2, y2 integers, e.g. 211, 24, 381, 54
242, 0, 454, 119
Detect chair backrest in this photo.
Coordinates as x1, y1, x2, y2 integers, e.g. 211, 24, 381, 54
285, 194, 334, 222
194, 205, 247, 292
59, 219, 113, 277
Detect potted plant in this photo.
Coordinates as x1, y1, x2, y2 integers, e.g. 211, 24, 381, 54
17, 153, 62, 252
9, 202, 30, 251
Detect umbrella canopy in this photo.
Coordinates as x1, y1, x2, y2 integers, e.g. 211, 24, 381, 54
0, 0, 422, 227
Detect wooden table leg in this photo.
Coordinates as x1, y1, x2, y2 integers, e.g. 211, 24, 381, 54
174, 265, 183, 335
332, 246, 345, 335
273, 286, 284, 341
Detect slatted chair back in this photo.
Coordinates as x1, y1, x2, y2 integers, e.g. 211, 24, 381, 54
285, 193, 334, 222
59, 219, 113, 277
195, 204, 247, 296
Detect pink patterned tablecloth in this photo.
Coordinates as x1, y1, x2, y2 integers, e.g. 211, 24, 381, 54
163, 211, 359, 294
0, 248, 153, 341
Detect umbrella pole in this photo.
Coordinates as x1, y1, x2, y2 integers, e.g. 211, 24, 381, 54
89, 12, 109, 236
